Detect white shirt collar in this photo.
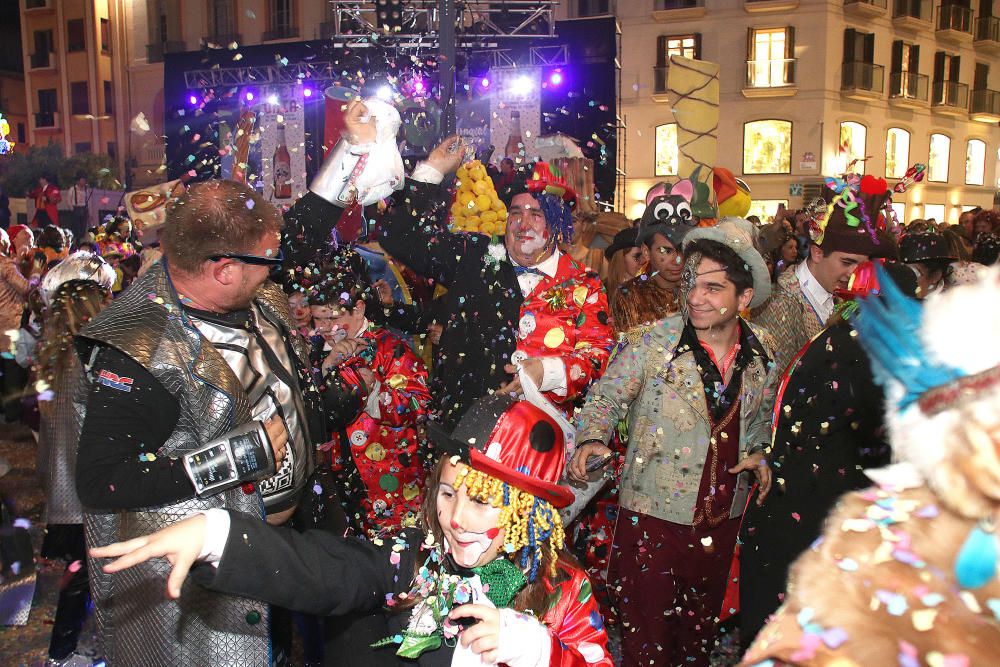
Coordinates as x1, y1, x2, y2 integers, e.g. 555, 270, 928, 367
513, 249, 561, 278
795, 260, 835, 323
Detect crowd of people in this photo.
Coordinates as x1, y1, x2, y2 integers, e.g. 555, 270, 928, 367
0, 97, 998, 667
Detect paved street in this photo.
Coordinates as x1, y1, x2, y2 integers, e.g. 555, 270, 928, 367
0, 423, 99, 667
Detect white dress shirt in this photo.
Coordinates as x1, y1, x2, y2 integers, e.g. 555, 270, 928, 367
795, 260, 835, 325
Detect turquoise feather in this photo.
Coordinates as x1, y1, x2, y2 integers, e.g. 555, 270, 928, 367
955, 521, 998, 589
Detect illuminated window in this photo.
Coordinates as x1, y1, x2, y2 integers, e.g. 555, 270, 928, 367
743, 120, 792, 174
890, 201, 906, 225
928, 134, 950, 182
748, 27, 794, 88
966, 139, 986, 186
839, 122, 867, 174
923, 203, 945, 222
747, 199, 789, 223
655, 123, 678, 177
885, 128, 910, 179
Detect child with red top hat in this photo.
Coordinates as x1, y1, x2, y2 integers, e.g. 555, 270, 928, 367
90, 394, 613, 667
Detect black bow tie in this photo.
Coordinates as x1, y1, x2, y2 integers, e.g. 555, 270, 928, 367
513, 265, 543, 277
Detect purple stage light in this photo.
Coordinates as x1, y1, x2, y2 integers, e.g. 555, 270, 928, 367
189, 95, 198, 106
549, 70, 564, 86
481, 77, 491, 88
413, 78, 426, 93
303, 87, 313, 98
245, 91, 255, 102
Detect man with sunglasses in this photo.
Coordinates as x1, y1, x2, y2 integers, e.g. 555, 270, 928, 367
73, 180, 334, 666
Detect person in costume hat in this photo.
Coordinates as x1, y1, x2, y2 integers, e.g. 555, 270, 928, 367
571, 217, 781, 667
898, 231, 957, 299
272, 101, 613, 428
0, 225, 40, 423
89, 394, 614, 666
611, 180, 701, 341
303, 247, 432, 541
742, 265, 1000, 667
602, 226, 642, 306
738, 260, 919, 648
752, 174, 892, 373
34, 252, 115, 666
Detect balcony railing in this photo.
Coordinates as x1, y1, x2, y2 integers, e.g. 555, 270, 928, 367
745, 59, 797, 88
974, 16, 1000, 43
841, 62, 884, 94
655, 0, 703, 8
29, 52, 53, 69
892, 0, 929, 20
845, 0, 887, 9
262, 27, 299, 41
146, 40, 186, 63
971, 88, 1000, 116
203, 33, 242, 47
888, 70, 928, 101
34, 111, 56, 128
936, 4, 973, 34
931, 80, 969, 108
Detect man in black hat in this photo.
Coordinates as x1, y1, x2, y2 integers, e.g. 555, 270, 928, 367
899, 231, 957, 298
752, 179, 892, 373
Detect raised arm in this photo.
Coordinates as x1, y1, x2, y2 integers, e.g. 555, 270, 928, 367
91, 510, 413, 618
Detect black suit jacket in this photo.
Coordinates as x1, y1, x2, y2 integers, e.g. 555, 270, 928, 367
380, 180, 522, 428
195, 515, 454, 666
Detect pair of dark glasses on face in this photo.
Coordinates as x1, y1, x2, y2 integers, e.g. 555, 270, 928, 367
209, 248, 284, 267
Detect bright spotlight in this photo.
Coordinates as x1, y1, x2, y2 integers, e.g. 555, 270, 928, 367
303, 87, 313, 98
549, 70, 564, 86
267, 94, 279, 105
244, 91, 255, 102
480, 77, 491, 88
189, 95, 198, 106
376, 85, 393, 101
511, 75, 534, 96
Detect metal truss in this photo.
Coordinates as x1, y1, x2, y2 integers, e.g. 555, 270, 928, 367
184, 62, 338, 90
327, 1, 557, 40
474, 44, 567, 69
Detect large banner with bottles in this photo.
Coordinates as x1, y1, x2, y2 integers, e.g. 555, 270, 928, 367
259, 87, 306, 206
489, 68, 542, 167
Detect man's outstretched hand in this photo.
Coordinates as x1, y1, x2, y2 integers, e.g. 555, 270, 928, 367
426, 136, 466, 176
90, 514, 208, 599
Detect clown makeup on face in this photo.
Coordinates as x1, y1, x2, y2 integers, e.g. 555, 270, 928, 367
505, 193, 554, 267
436, 461, 506, 569
310, 300, 366, 345
287, 291, 311, 330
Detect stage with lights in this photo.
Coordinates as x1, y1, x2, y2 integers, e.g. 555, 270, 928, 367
161, 16, 619, 208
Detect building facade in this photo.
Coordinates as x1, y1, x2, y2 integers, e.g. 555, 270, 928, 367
19, 0, 128, 179
561, 0, 1000, 225
123, 0, 339, 186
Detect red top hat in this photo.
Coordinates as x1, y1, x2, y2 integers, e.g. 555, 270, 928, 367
427, 395, 575, 508
524, 162, 577, 206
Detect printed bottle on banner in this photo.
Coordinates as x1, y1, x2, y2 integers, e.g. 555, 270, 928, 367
505, 111, 524, 164
273, 123, 292, 199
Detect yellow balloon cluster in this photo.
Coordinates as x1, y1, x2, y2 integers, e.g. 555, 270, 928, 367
450, 160, 508, 237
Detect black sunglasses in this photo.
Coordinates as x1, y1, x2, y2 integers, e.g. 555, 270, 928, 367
209, 248, 284, 267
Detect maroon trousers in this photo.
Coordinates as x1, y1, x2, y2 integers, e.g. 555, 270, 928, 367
608, 508, 741, 667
